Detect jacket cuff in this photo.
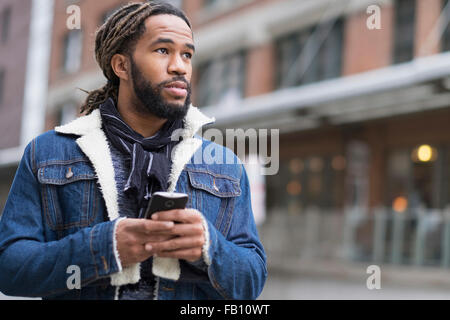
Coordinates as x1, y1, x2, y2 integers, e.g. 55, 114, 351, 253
110, 263, 141, 286
152, 257, 180, 280
199, 213, 212, 266
109, 217, 141, 286
152, 211, 212, 280
89, 221, 121, 278
112, 217, 126, 272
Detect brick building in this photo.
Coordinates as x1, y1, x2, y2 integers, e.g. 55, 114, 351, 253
2, 0, 450, 273
185, 0, 450, 269
0, 0, 53, 211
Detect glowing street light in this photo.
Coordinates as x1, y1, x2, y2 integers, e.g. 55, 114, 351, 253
412, 144, 437, 163
418, 145, 432, 162
392, 196, 408, 213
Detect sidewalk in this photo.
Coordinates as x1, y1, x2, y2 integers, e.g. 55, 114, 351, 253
260, 256, 450, 299
269, 256, 450, 286
259, 271, 450, 300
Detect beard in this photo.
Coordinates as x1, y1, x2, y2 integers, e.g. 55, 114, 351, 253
129, 57, 191, 120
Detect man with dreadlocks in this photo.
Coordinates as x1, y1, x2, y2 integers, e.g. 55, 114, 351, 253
0, 2, 267, 300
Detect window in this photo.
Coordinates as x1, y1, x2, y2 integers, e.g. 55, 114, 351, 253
203, 0, 245, 13
393, 0, 416, 64
204, 0, 217, 6
381, 145, 448, 266
445, 146, 450, 208
102, 0, 182, 23
58, 102, 78, 125
266, 155, 346, 215
102, 5, 122, 24
386, 145, 443, 211
204, 0, 226, 8
276, 18, 343, 89
1, 6, 11, 44
162, 0, 182, 8
0, 69, 4, 106
62, 30, 82, 74
195, 51, 246, 107
442, 0, 450, 52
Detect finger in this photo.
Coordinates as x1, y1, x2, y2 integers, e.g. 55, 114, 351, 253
152, 209, 202, 224
144, 234, 176, 243
150, 236, 205, 252
141, 223, 204, 238
124, 232, 173, 250
122, 218, 174, 233
132, 220, 175, 235
168, 223, 204, 237
127, 243, 153, 262
145, 243, 153, 252
155, 248, 203, 262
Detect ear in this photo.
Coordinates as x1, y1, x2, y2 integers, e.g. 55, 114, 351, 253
111, 54, 130, 82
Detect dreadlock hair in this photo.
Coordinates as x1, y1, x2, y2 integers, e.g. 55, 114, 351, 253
80, 1, 192, 115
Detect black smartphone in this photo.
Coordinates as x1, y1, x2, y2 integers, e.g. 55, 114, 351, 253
144, 192, 189, 219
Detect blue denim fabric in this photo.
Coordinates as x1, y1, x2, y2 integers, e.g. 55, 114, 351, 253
0, 130, 267, 300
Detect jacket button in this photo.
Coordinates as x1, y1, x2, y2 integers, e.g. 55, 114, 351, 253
66, 168, 74, 179
213, 179, 219, 192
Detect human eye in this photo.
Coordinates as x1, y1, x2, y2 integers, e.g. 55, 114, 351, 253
155, 48, 169, 54
183, 52, 193, 59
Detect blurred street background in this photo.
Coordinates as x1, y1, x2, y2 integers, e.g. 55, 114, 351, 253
2, 0, 450, 300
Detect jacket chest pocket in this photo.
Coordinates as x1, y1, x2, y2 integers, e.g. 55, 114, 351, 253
186, 170, 241, 237
38, 161, 101, 234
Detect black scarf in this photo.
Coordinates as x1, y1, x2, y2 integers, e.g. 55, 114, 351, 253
100, 98, 183, 215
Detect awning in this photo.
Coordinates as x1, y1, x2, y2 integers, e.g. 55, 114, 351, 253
201, 52, 450, 132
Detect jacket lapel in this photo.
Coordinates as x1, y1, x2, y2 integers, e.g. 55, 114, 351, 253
55, 109, 119, 221
168, 106, 215, 192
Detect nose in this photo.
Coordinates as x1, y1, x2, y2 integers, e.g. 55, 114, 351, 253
168, 54, 187, 76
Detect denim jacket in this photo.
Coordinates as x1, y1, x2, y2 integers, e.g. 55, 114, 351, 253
0, 106, 267, 300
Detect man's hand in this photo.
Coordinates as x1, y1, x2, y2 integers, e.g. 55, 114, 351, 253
148, 209, 206, 263
115, 218, 175, 268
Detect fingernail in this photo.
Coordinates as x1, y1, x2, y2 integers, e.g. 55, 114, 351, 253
145, 244, 152, 251
165, 222, 174, 228
152, 214, 158, 220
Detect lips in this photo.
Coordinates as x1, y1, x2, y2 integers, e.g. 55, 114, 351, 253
164, 81, 188, 98
165, 81, 188, 90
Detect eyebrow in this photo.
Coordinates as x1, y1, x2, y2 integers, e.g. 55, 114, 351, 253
151, 38, 196, 52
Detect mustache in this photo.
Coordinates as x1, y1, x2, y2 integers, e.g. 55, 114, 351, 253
158, 77, 191, 90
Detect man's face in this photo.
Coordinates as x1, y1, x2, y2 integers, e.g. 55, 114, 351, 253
129, 14, 195, 119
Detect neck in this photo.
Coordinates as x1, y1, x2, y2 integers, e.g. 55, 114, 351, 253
116, 88, 168, 138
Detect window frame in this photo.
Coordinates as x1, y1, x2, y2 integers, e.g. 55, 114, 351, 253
0, 69, 5, 107
62, 30, 83, 74
393, 0, 417, 64
195, 50, 247, 107
1, 6, 12, 44
441, 0, 450, 52
276, 18, 344, 89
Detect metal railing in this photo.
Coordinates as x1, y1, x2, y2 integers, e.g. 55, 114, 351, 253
259, 206, 450, 269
